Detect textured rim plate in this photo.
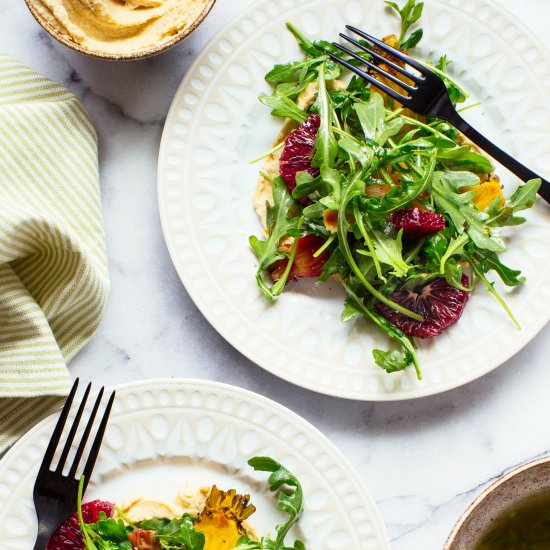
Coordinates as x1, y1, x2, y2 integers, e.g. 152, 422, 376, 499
0, 378, 390, 549
158, 0, 550, 400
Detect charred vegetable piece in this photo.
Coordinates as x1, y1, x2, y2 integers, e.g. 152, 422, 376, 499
194, 485, 256, 550
127, 529, 161, 550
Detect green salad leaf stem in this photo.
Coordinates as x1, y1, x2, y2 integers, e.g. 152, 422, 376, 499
235, 457, 306, 550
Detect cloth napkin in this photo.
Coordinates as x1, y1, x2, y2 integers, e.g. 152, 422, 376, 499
0, 54, 109, 454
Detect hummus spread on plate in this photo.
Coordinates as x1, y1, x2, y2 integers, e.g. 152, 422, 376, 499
120, 486, 210, 522
29, 0, 210, 55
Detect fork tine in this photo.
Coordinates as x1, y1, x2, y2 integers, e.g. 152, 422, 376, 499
39, 378, 79, 471
55, 383, 91, 473
346, 25, 428, 74
338, 33, 421, 82
327, 52, 410, 104
68, 387, 104, 479
333, 41, 416, 93
81, 391, 116, 493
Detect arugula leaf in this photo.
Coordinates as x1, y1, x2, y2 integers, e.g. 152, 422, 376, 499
431, 55, 468, 105
250, 177, 301, 300
95, 515, 129, 542
443, 258, 468, 290
319, 164, 342, 209
371, 229, 412, 277
354, 93, 385, 142
319, 247, 348, 282
292, 172, 320, 200
363, 148, 437, 213
286, 22, 323, 57
353, 202, 385, 281
465, 248, 521, 329
490, 178, 541, 226
138, 518, 171, 531
431, 171, 506, 252
411, 229, 466, 289
311, 63, 338, 168
241, 457, 306, 550
439, 233, 469, 274
505, 178, 541, 211
422, 230, 449, 266
470, 249, 525, 287
401, 28, 423, 50
373, 348, 415, 373
337, 135, 374, 170
353, 93, 404, 147
385, 0, 424, 48
274, 77, 318, 99
341, 284, 420, 379
266, 59, 321, 84
156, 516, 205, 550
259, 96, 308, 123
438, 146, 493, 173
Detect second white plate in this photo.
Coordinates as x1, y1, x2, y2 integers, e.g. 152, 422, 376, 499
0, 378, 390, 549
158, 0, 550, 399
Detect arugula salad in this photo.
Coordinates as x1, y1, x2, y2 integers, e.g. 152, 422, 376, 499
46, 457, 306, 550
250, 0, 541, 378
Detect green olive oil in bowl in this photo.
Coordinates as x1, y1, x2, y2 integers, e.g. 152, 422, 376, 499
445, 457, 550, 550
474, 490, 550, 549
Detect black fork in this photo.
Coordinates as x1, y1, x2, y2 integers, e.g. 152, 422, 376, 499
329, 26, 550, 203
33, 379, 115, 549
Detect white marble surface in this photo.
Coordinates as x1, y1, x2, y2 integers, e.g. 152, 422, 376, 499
1, 0, 549, 548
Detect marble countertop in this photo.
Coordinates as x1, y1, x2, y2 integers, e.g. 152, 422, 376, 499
1, 0, 549, 548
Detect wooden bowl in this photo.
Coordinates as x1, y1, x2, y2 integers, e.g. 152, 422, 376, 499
445, 455, 550, 549
23, 0, 217, 61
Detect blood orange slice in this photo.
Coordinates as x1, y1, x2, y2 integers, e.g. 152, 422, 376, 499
376, 275, 470, 338
46, 500, 115, 549
279, 114, 320, 202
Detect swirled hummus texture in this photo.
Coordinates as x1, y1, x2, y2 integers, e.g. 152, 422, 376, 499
30, 0, 210, 55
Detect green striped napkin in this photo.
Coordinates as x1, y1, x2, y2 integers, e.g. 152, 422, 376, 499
0, 54, 109, 454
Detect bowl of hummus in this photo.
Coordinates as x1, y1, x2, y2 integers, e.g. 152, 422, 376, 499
24, 0, 217, 60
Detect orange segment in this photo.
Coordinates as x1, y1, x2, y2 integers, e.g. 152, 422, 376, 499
370, 35, 418, 117
462, 175, 505, 210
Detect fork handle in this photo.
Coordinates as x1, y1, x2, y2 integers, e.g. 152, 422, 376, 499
34, 527, 52, 550
443, 110, 550, 203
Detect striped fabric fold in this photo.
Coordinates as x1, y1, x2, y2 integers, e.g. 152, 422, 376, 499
0, 54, 109, 453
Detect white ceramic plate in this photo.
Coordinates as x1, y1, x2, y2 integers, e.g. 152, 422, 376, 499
0, 378, 390, 549
157, 0, 550, 400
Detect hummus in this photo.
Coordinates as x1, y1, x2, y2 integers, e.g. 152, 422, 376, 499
29, 0, 210, 55
120, 486, 210, 522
